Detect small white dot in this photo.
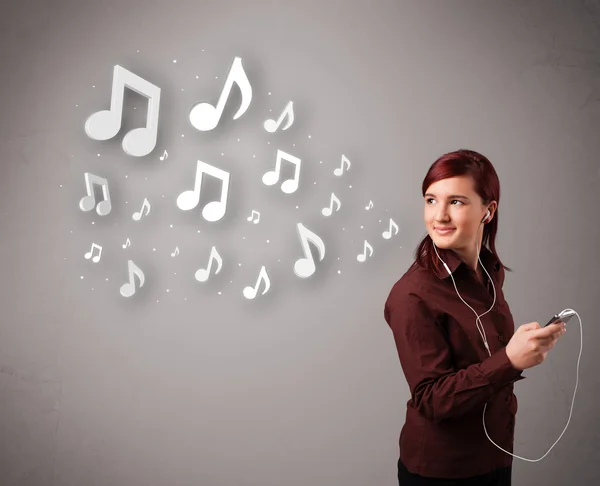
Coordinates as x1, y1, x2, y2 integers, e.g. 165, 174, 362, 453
153, 248, 156, 251
125, 175, 128, 178
106, 278, 109, 281
308, 135, 311, 138
137, 49, 139, 52
181, 134, 184, 137
268, 141, 270, 144
218, 291, 222, 295
170, 224, 173, 228
184, 298, 187, 301
157, 300, 159, 302
91, 221, 95, 225
64, 257, 66, 260
197, 230, 200, 233
174, 272, 177, 275
59, 184, 62, 187
70, 230, 73, 233
314, 181, 316, 185
97, 154, 100, 157
319, 160, 322, 164
242, 236, 245, 240
145, 177, 147, 180
237, 138, 240, 142
293, 144, 295, 147
181, 88, 184, 91
360, 226, 364, 229
349, 185, 352, 188
268, 92, 271, 95
266, 240, 270, 243
196, 75, 199, 79
80, 276, 84, 279
166, 289, 170, 292
338, 270, 341, 274
75, 104, 78, 107
221, 153, 224, 156
215, 76, 218, 79
173, 59, 177, 63
253, 155, 255, 158
92, 85, 95, 88
162, 195, 165, 198
295, 205, 299, 209
337, 257, 340, 260
238, 263, 242, 266
91, 288, 94, 291
202, 49, 204, 52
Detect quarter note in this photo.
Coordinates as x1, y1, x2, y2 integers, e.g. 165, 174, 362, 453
189, 56, 252, 131
85, 65, 161, 157
321, 193, 341, 217
243, 265, 271, 299
122, 237, 131, 249
365, 200, 373, 210
382, 218, 399, 239
177, 159, 230, 222
262, 149, 301, 194
84, 243, 103, 263
120, 260, 145, 297
79, 172, 112, 216
294, 222, 325, 278
333, 154, 351, 176
247, 209, 260, 224
357, 240, 373, 262
171, 246, 179, 257
132, 197, 151, 221
195, 246, 223, 282
264, 101, 294, 133
159, 149, 168, 161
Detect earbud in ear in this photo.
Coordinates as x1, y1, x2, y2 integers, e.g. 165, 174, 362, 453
482, 209, 490, 223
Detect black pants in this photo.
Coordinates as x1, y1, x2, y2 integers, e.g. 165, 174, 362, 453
398, 457, 511, 486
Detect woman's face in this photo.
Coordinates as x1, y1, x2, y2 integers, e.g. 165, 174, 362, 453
423, 175, 489, 251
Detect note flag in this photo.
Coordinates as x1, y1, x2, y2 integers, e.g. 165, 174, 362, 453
243, 265, 271, 300
177, 159, 230, 222
195, 246, 223, 282
85, 65, 161, 157
262, 149, 301, 194
79, 172, 112, 216
132, 198, 151, 221
189, 56, 252, 131
294, 222, 326, 278
264, 101, 294, 133
120, 260, 145, 297
382, 218, 399, 239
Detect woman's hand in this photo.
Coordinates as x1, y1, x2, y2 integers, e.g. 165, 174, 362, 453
506, 321, 566, 371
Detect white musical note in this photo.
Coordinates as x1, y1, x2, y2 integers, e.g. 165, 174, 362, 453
79, 172, 112, 216
264, 101, 294, 133
357, 240, 373, 263
195, 246, 223, 282
294, 222, 326, 278
177, 159, 230, 222
189, 56, 252, 131
132, 198, 151, 221
84, 243, 103, 263
321, 193, 341, 217
243, 265, 271, 299
382, 218, 399, 239
262, 149, 301, 194
122, 237, 131, 249
247, 210, 260, 224
365, 200, 373, 210
171, 246, 179, 257
85, 65, 161, 157
333, 154, 351, 176
159, 149, 168, 161
120, 260, 145, 297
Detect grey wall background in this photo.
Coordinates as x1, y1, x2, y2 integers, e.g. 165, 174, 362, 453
1, 0, 599, 485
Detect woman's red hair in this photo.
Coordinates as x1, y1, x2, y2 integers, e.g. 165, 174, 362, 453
410, 149, 512, 278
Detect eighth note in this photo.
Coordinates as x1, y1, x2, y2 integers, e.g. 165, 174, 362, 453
246, 210, 260, 224
120, 260, 145, 297
189, 56, 252, 131
132, 198, 151, 221
264, 101, 294, 133
382, 218, 399, 239
333, 154, 351, 176
321, 193, 341, 217
294, 222, 325, 278
159, 149, 168, 161
195, 246, 223, 282
365, 200, 373, 210
171, 246, 179, 257
357, 240, 374, 263
122, 237, 131, 249
243, 265, 271, 299
84, 243, 103, 263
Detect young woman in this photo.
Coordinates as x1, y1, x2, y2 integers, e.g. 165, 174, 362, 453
384, 149, 566, 485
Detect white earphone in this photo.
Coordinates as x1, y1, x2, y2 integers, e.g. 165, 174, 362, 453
431, 207, 581, 463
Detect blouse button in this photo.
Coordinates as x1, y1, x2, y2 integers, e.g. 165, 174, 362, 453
498, 335, 506, 342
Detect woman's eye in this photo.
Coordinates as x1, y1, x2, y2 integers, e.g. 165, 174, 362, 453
426, 199, 462, 205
